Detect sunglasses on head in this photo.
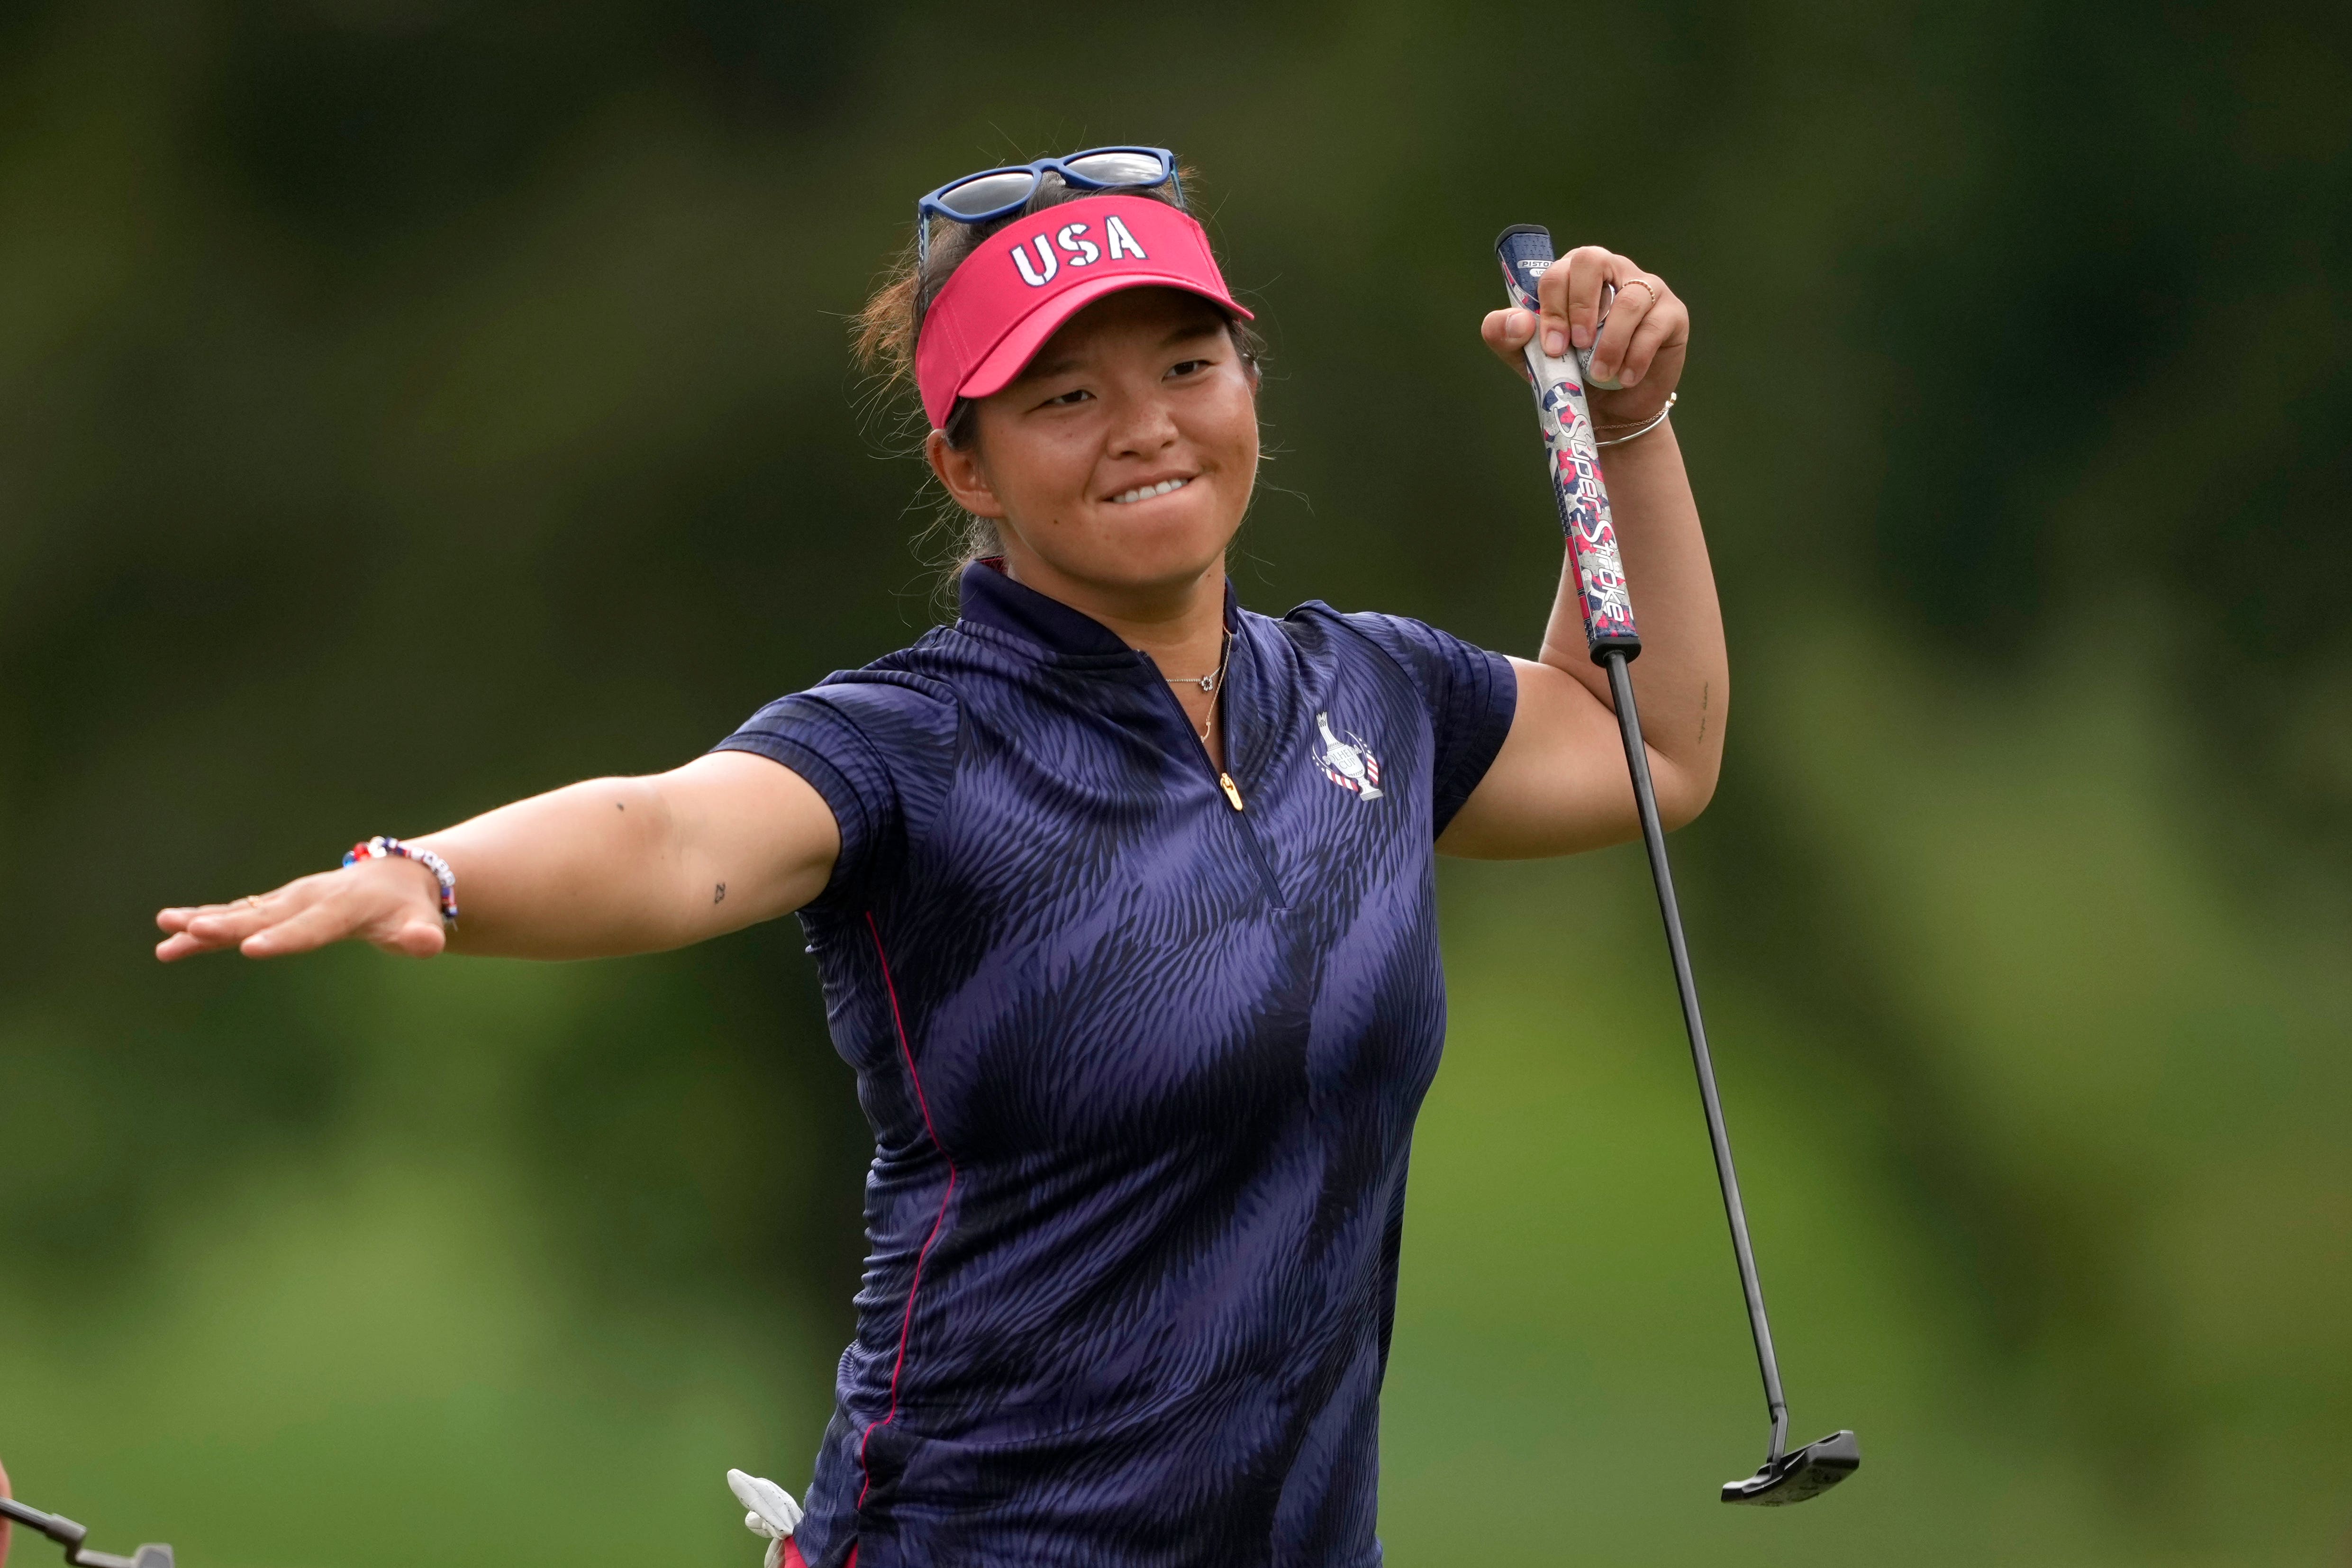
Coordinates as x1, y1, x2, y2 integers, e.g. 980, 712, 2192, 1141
916, 147, 1181, 274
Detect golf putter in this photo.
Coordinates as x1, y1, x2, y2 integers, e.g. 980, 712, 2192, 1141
1495, 225, 1860, 1505
0, 1495, 173, 1568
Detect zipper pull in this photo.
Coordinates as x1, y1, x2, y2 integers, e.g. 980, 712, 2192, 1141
1218, 773, 1245, 811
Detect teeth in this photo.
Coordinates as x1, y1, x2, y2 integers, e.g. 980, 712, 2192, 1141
1110, 477, 1191, 504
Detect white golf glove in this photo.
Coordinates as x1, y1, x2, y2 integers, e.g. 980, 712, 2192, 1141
726, 1468, 804, 1568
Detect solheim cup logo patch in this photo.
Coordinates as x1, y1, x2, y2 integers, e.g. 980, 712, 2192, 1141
1314, 713, 1383, 801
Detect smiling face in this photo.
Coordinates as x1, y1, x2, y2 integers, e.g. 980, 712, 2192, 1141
926, 286, 1259, 614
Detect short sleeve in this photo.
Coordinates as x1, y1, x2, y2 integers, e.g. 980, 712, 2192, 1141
711, 670, 960, 912
1341, 612, 1518, 837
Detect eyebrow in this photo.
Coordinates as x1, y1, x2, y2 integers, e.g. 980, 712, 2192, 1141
1015, 321, 1225, 386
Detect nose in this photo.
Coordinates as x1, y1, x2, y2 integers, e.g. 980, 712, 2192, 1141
1104, 383, 1180, 459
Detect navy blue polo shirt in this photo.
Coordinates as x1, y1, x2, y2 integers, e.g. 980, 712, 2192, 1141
716, 561, 1516, 1568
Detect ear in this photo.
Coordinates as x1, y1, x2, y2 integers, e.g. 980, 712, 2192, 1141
926, 428, 1007, 519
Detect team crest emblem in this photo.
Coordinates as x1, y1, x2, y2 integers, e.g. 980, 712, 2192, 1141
1314, 712, 1383, 800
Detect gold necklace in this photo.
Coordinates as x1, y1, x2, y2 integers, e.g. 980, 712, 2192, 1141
1169, 631, 1232, 743
1164, 630, 1232, 695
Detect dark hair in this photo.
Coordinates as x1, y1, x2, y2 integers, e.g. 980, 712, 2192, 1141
853, 164, 1263, 569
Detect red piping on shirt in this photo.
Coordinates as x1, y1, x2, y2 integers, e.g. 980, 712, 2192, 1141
855, 911, 958, 1522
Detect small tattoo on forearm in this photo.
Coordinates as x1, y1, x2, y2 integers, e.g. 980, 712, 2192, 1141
1698, 683, 1710, 746
713, 882, 726, 904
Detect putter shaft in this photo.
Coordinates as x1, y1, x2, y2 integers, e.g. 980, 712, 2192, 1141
1497, 221, 1853, 1502
1602, 650, 1790, 1463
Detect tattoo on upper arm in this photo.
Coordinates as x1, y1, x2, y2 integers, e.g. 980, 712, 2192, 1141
1698, 682, 1710, 746
713, 882, 726, 904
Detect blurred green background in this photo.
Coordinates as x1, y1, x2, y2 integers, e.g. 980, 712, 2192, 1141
4, 1, 2349, 1563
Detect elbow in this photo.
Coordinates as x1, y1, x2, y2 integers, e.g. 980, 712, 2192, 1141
1650, 752, 1720, 834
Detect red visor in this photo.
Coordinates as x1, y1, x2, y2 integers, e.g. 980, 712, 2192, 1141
913, 194, 1252, 430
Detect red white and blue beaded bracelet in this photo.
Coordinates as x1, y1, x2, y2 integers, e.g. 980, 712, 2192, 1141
342, 835, 459, 924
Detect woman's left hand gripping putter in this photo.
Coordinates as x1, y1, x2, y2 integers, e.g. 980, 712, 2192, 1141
1494, 224, 1641, 666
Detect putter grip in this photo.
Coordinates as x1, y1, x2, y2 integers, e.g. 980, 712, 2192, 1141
1496, 224, 1640, 661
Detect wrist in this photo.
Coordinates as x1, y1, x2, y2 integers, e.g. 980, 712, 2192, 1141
342, 836, 459, 924
1593, 392, 1677, 448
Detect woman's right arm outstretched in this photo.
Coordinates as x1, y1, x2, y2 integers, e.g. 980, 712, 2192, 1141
154, 752, 838, 963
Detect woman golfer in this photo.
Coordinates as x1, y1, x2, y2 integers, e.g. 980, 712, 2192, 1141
155, 149, 1723, 1568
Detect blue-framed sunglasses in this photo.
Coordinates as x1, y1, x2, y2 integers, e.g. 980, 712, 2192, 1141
916, 147, 1181, 274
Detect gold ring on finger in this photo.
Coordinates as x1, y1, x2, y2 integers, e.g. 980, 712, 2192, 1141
1615, 277, 1659, 307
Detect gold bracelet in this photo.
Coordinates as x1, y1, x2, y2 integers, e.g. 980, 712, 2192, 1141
1595, 392, 1677, 447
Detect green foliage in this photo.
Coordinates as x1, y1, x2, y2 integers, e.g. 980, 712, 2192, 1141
3, 1, 2348, 1562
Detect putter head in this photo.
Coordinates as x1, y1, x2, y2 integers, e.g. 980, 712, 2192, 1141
1721, 1429, 1860, 1505
0, 1496, 173, 1568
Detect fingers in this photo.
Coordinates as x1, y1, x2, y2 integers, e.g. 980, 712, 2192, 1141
236, 894, 361, 959
1587, 278, 1653, 385
1605, 296, 1687, 391
1536, 245, 1620, 357
153, 863, 442, 962
1492, 246, 1688, 399
234, 874, 442, 960
1589, 274, 1686, 387
1481, 308, 1538, 381
155, 929, 221, 962
155, 881, 320, 961
156, 897, 248, 934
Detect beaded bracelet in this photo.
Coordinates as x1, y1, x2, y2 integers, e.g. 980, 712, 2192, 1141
342, 835, 459, 924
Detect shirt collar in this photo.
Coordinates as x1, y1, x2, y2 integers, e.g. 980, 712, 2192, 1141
956, 558, 1240, 657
